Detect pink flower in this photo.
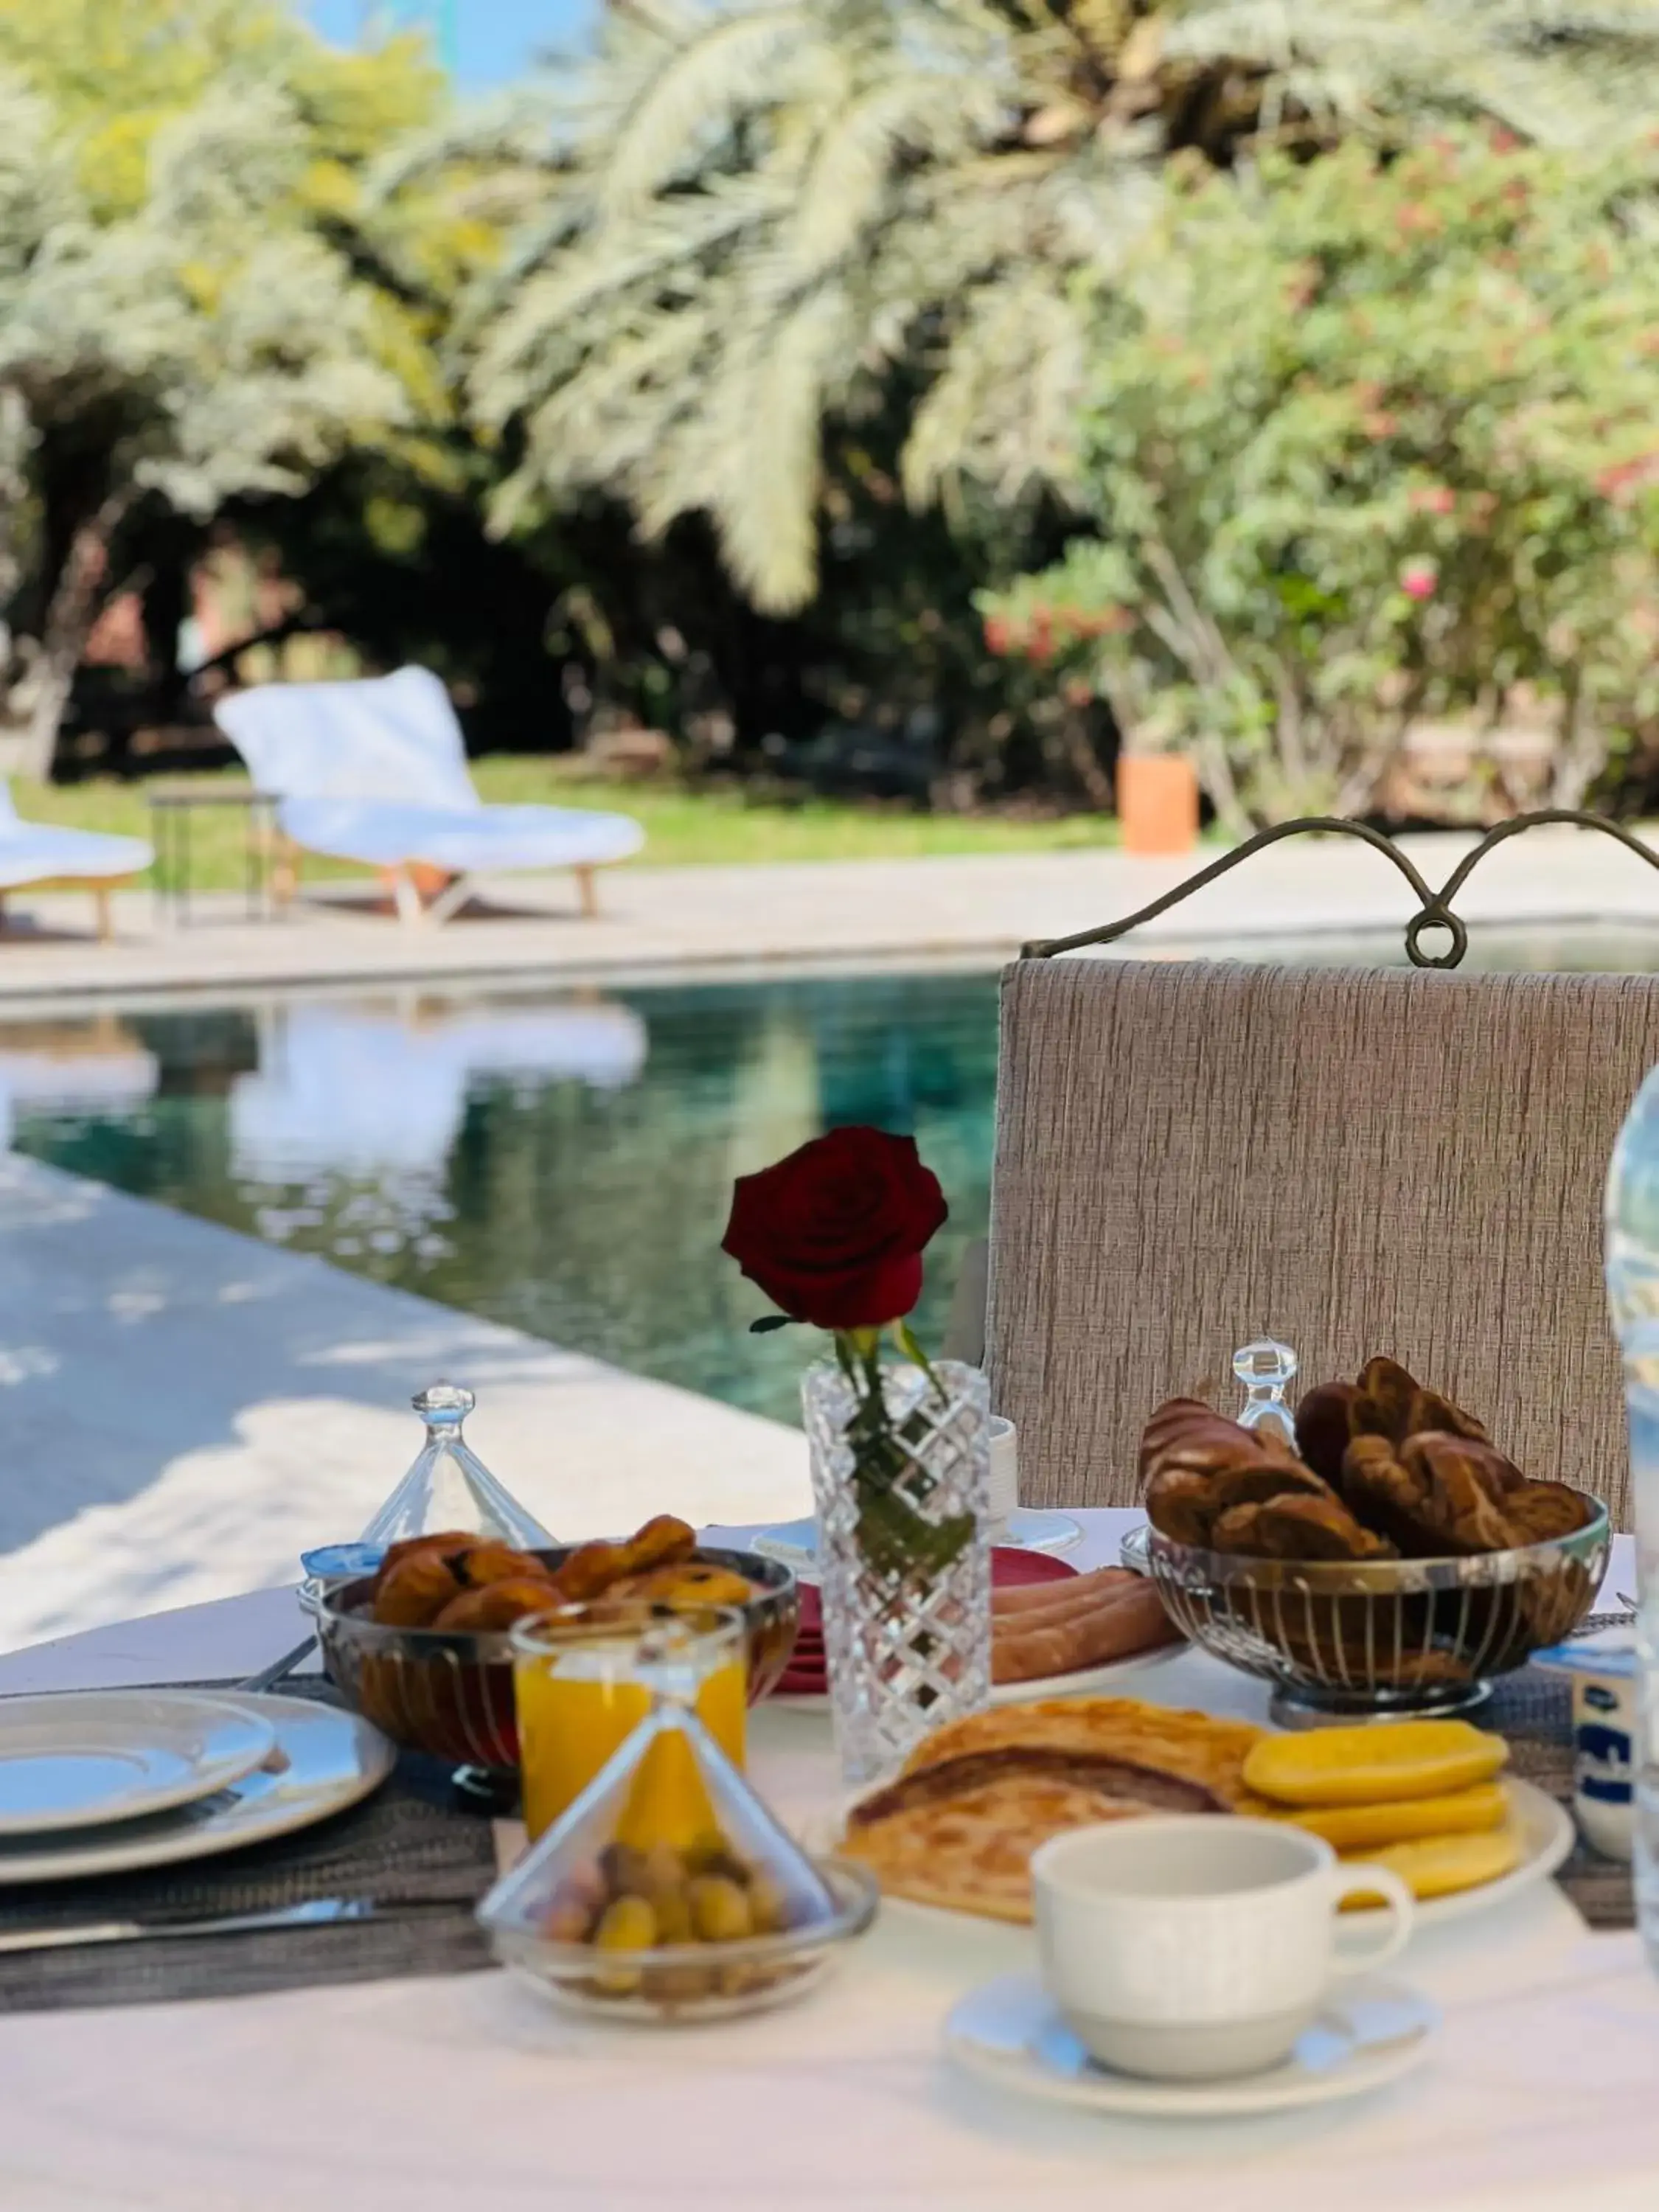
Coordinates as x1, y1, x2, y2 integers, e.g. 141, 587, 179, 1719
1400, 563, 1438, 602
1409, 486, 1456, 517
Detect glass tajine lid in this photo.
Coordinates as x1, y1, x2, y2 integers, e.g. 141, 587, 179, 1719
358, 1382, 555, 1551
482, 1613, 839, 1958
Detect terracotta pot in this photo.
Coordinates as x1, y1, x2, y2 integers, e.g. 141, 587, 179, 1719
1117, 753, 1199, 856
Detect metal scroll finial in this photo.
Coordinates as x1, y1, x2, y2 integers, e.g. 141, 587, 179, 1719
1020, 810, 1659, 967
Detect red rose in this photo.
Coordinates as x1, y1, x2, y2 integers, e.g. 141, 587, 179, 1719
722, 1126, 948, 1330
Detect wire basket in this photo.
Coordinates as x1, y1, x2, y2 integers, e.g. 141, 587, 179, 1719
1123, 1494, 1610, 1724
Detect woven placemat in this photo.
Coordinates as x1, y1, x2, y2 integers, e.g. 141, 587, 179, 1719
0, 1681, 501, 2013
0, 1666, 1630, 2011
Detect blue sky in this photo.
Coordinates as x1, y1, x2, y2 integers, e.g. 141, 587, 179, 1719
306, 2, 594, 88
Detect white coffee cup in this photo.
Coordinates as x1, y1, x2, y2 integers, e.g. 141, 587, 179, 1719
1032, 1816, 1416, 2081
987, 1415, 1018, 1536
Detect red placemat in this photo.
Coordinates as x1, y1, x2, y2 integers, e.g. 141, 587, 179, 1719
773, 1546, 1076, 1697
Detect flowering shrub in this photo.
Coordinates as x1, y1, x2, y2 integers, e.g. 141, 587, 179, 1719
981, 135, 1659, 828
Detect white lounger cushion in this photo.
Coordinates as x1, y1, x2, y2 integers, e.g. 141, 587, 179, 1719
215, 667, 643, 876
277, 797, 642, 874
0, 785, 150, 890
231, 1001, 647, 1180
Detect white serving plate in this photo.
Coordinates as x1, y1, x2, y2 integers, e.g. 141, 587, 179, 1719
0, 1694, 393, 1882
751, 1509, 1082, 1584
1391, 1776, 1573, 1928
768, 1636, 1186, 1714
824, 1778, 1573, 1933
0, 1691, 277, 1840
945, 1972, 1437, 2119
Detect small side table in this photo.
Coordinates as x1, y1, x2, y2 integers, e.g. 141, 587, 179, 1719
147, 785, 282, 925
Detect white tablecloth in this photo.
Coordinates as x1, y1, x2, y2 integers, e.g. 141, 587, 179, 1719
0, 1514, 1649, 2212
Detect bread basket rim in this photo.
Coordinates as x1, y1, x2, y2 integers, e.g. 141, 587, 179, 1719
1124, 1489, 1611, 1593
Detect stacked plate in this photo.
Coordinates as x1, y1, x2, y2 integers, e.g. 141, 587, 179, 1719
753, 1509, 1080, 1579
0, 1688, 393, 1884
771, 1548, 1179, 1708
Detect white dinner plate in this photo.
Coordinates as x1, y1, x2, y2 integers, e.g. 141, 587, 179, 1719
0, 1694, 394, 1883
990, 1638, 1186, 1705
0, 1691, 277, 1839
945, 1972, 1437, 2119
1377, 1776, 1574, 1928
768, 1637, 1186, 1714
751, 1509, 1082, 1583
827, 1777, 1573, 1932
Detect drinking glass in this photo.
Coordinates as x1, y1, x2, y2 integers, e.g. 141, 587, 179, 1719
511, 1604, 748, 1842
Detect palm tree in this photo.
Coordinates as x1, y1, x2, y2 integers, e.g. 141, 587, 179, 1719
456, 0, 1659, 614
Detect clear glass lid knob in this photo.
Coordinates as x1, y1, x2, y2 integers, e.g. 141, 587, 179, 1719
1233, 1338, 1298, 1447
358, 1381, 556, 1551
413, 1382, 475, 1426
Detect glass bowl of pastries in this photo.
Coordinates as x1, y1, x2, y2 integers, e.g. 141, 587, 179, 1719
304, 1515, 799, 1773
1124, 1357, 1608, 1724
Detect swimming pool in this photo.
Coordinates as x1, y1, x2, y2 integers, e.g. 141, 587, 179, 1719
10, 925, 1658, 1423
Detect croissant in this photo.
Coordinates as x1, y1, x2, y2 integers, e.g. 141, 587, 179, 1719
1343, 1433, 1512, 1556
1143, 1400, 1332, 1548
1351, 1357, 1488, 1450
1209, 1494, 1397, 1563
1294, 1382, 1360, 1486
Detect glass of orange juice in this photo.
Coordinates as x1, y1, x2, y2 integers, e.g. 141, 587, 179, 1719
512, 1603, 748, 1844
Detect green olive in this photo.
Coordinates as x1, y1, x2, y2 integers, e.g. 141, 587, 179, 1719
639, 1843, 689, 1893
746, 1874, 789, 1935
593, 1894, 659, 1952
599, 1843, 652, 1899
683, 1833, 747, 1885
543, 1876, 601, 1944
688, 1874, 754, 1944
652, 1884, 695, 1946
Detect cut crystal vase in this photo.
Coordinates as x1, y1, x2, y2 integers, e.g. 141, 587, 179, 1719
801, 1357, 991, 1788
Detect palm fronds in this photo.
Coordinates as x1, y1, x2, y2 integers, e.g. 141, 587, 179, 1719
455, 0, 1659, 611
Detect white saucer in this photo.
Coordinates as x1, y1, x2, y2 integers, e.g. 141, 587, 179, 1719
0, 1694, 393, 1882
1001, 1509, 1084, 1557
751, 1509, 1082, 1582
0, 1691, 277, 1839
945, 1972, 1437, 2118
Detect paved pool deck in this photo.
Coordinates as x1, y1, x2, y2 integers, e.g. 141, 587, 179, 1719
2, 822, 1659, 1005
0, 1152, 809, 1657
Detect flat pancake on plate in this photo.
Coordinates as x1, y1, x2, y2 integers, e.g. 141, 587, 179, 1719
841, 1744, 1227, 1923
901, 1697, 1267, 1806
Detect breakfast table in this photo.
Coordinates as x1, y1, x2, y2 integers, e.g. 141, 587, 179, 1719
0, 1507, 1655, 2212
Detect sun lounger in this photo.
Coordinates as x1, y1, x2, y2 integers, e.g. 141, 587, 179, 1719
214, 667, 644, 922
0, 785, 151, 941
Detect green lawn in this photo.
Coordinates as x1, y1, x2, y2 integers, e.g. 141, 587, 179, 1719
20, 761, 1125, 889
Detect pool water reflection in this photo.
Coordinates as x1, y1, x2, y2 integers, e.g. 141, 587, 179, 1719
11, 923, 1659, 1425
9, 974, 1000, 1422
